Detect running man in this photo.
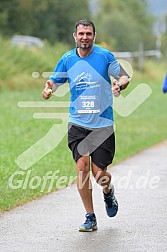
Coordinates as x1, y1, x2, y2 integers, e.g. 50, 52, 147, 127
42, 19, 130, 232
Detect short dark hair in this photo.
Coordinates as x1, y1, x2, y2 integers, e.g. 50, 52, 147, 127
75, 19, 95, 34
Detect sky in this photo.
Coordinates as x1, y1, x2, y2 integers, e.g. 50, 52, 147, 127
146, 0, 167, 35
147, 0, 167, 17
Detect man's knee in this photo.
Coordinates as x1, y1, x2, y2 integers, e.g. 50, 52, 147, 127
76, 157, 90, 175
92, 164, 111, 184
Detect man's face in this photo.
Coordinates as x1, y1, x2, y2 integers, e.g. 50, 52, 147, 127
74, 25, 95, 50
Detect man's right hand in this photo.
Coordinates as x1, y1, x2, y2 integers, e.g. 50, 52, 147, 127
42, 80, 54, 99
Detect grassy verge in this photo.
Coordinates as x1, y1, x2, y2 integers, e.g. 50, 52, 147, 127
114, 59, 167, 160
0, 39, 167, 212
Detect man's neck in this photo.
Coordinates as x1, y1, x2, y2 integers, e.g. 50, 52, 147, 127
77, 47, 93, 58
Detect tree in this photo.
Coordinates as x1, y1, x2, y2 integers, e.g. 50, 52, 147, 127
161, 14, 167, 57
30, 0, 91, 45
94, 0, 155, 51
0, 0, 91, 45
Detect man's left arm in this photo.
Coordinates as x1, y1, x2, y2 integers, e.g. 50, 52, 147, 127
115, 64, 131, 90
112, 65, 131, 97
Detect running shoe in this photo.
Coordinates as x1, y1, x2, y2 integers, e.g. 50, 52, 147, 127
103, 184, 118, 217
79, 213, 98, 232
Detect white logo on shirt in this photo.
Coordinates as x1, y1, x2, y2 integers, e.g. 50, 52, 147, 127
74, 72, 97, 85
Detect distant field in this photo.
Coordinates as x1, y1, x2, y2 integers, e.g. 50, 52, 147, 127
0, 38, 167, 212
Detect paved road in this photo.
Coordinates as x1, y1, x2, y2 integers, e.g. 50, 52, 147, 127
0, 140, 167, 252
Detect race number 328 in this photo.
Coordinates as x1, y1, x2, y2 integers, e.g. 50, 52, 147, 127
77, 96, 100, 113
82, 101, 94, 108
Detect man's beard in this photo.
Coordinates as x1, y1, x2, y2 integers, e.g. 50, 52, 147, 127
77, 42, 93, 50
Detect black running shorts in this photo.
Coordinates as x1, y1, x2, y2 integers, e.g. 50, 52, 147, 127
68, 123, 115, 170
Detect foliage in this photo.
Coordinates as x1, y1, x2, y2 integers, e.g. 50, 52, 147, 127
0, 0, 91, 45
94, 0, 156, 51
0, 37, 70, 89
161, 14, 167, 56
0, 0, 164, 52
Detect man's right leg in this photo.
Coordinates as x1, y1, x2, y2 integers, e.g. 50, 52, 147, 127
76, 156, 97, 232
68, 123, 97, 231
76, 156, 94, 214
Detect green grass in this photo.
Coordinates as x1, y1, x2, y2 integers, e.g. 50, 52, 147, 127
0, 38, 167, 212
114, 60, 167, 161
0, 37, 70, 89
0, 88, 75, 211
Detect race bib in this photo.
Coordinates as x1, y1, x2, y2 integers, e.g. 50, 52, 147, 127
77, 96, 100, 113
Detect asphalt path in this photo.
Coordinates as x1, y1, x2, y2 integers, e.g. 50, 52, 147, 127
0, 140, 167, 252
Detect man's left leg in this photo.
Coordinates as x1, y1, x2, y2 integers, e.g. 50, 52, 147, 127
92, 163, 118, 217
92, 163, 111, 194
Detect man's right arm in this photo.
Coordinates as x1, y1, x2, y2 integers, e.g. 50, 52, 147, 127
42, 80, 58, 99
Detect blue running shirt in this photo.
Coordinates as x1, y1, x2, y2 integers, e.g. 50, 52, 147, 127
49, 45, 120, 128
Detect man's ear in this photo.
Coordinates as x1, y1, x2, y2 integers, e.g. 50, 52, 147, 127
93, 32, 97, 43
73, 32, 77, 42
